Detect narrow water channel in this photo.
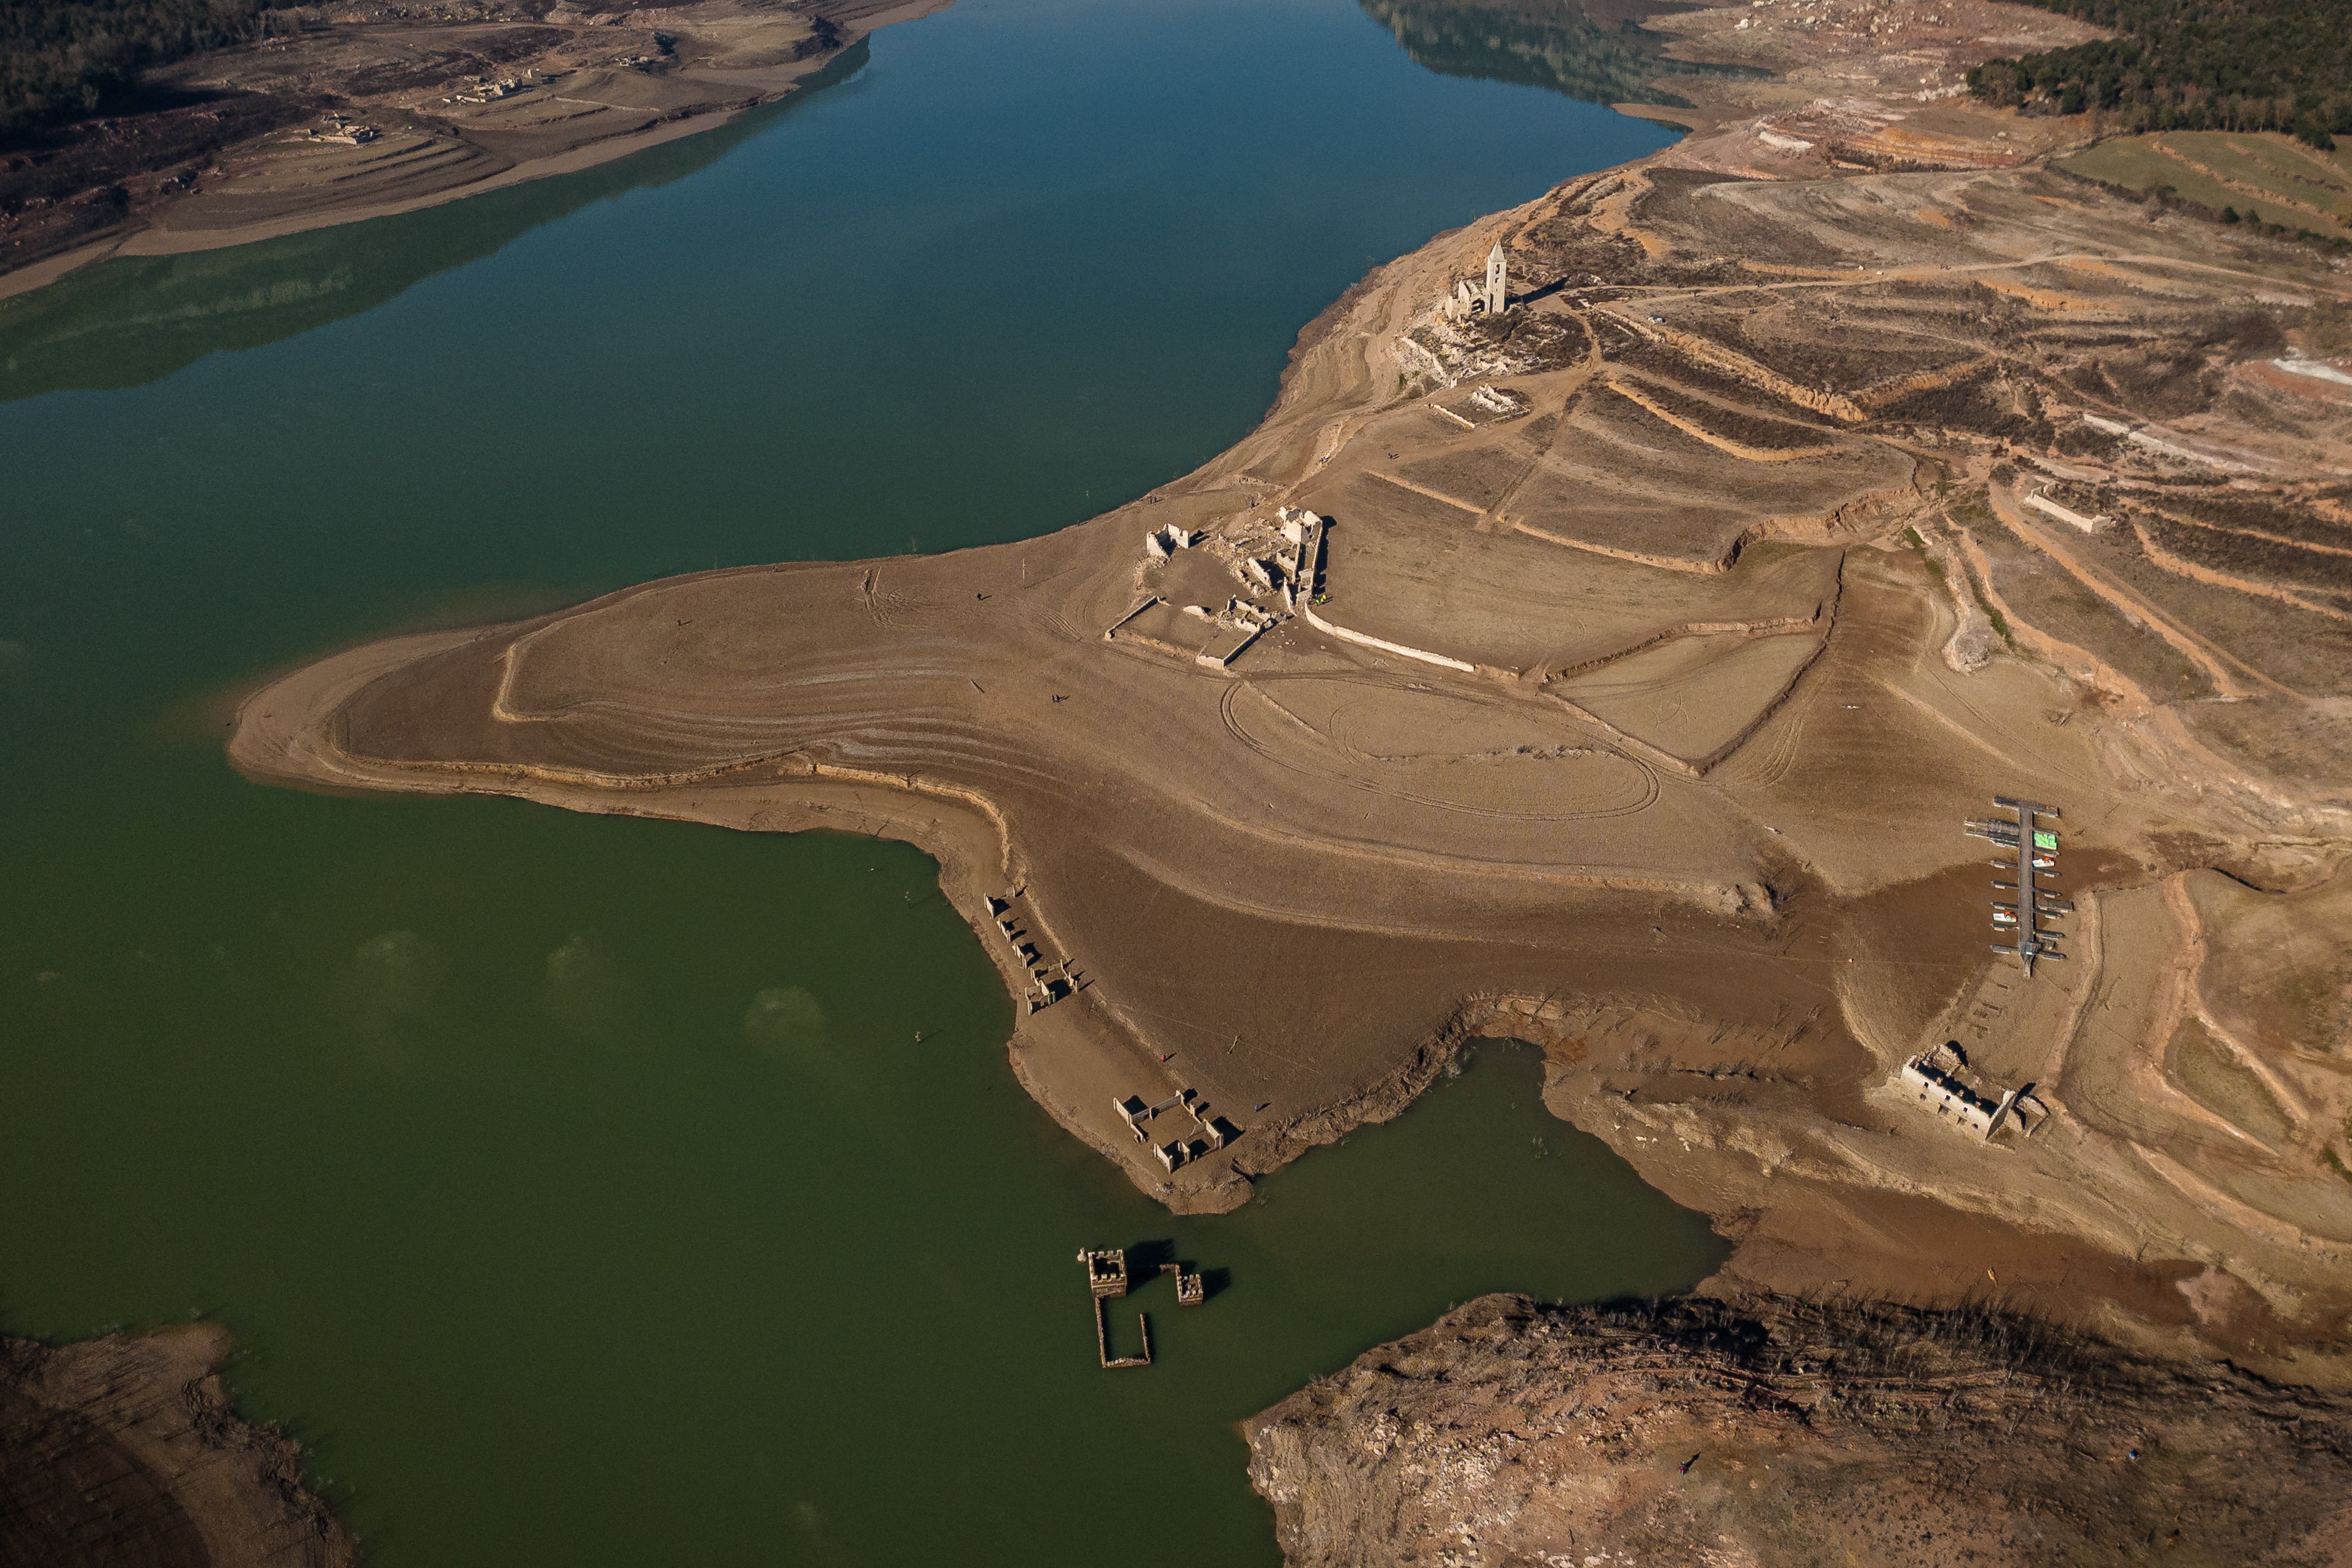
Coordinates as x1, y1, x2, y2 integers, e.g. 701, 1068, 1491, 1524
0, 1, 1716, 1561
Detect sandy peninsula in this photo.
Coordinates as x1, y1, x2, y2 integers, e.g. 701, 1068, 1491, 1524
227, 0, 2352, 1396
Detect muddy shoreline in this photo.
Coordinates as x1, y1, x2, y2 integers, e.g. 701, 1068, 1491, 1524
221, 0, 2352, 1375
8, 0, 2341, 1559
0, 0, 950, 299
0, 1324, 353, 1567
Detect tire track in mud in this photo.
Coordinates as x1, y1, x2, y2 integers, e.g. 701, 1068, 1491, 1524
1218, 676, 1662, 823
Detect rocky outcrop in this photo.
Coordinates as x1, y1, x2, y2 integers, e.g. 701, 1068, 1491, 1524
1244, 1292, 2352, 1567
0, 1323, 354, 1568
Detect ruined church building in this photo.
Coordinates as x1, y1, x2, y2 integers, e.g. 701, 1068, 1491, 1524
1442, 242, 1508, 320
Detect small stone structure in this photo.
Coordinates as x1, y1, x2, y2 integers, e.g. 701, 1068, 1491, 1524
311, 113, 380, 144
1114, 1088, 1237, 1171
1898, 1041, 2021, 1140
448, 74, 531, 104
1079, 1248, 1129, 1299
1143, 524, 1196, 561
1113, 505, 1330, 672
1075, 1248, 1213, 1368
1077, 1249, 1151, 1369
987, 887, 1077, 1012
2024, 488, 2112, 533
1467, 383, 1529, 420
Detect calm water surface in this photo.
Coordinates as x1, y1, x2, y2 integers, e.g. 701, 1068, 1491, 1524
0, 0, 1715, 1560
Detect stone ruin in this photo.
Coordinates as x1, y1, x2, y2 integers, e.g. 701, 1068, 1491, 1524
1441, 241, 1509, 321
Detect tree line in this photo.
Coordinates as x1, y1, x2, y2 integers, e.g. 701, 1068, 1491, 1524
2, 0, 270, 140
1967, 0, 2352, 149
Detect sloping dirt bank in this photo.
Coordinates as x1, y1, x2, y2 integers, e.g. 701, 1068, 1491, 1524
0, 1323, 354, 1566
1245, 1291, 2352, 1567
0, 0, 948, 296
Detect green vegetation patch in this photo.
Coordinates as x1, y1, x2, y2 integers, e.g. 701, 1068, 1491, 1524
2170, 1019, 2299, 1148
2062, 130, 2352, 237
1970, 0, 2352, 149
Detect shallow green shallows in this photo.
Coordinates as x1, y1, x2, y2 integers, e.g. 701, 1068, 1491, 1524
0, 0, 1719, 1560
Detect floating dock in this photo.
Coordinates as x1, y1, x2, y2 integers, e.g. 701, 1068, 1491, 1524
1965, 796, 2070, 977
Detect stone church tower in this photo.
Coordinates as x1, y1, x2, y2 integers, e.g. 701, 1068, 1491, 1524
1484, 242, 1507, 315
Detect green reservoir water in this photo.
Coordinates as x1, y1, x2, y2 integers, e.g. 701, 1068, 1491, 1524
0, 0, 1719, 1560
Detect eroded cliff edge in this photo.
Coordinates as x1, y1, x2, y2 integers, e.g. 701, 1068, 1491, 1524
0, 1323, 355, 1567
1245, 1292, 2352, 1567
